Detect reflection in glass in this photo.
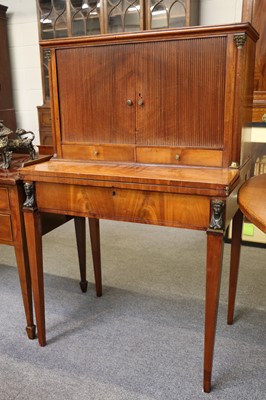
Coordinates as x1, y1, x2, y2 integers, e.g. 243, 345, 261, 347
108, 0, 141, 33
53, 0, 66, 12
38, 0, 189, 39
150, 0, 186, 30
38, 1, 101, 38
38, 0, 68, 39
39, 0, 53, 39
71, 0, 101, 36
42, 49, 51, 100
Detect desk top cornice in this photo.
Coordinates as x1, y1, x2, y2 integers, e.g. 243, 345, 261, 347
39, 23, 259, 49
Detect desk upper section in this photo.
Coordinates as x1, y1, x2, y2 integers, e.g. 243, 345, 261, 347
45, 24, 258, 169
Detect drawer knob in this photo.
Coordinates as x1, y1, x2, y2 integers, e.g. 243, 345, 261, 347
126, 99, 133, 106
93, 150, 99, 156
262, 113, 266, 122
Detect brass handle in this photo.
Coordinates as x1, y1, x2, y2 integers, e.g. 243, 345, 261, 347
138, 98, 144, 106
126, 99, 133, 106
262, 113, 266, 122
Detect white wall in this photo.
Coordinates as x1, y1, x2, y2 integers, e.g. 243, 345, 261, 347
5, 0, 244, 145
199, 0, 243, 25
6, 0, 42, 144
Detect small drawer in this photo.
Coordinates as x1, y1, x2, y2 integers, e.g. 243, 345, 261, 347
38, 108, 52, 128
136, 146, 223, 167
252, 107, 266, 123
0, 188, 10, 211
0, 214, 13, 242
61, 143, 135, 162
40, 129, 53, 146
36, 183, 210, 230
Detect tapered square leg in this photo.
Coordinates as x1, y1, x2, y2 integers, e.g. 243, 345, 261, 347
88, 218, 102, 297
227, 209, 243, 325
204, 229, 224, 393
23, 207, 46, 346
14, 244, 36, 339
74, 217, 88, 292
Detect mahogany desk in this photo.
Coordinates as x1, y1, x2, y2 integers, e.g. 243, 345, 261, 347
228, 173, 266, 324
19, 24, 258, 393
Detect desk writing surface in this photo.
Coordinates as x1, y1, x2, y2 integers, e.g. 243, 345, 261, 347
19, 160, 241, 231
20, 160, 240, 194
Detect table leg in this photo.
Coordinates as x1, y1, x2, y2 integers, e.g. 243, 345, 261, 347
24, 207, 46, 346
204, 229, 224, 393
88, 218, 102, 297
74, 217, 88, 293
227, 209, 243, 325
14, 244, 36, 339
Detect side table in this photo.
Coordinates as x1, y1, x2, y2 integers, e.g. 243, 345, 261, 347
0, 155, 36, 338
228, 173, 266, 324
0, 154, 88, 339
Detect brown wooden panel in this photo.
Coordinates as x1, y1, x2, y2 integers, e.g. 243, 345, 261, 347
61, 143, 135, 162
56, 45, 136, 145
252, 103, 266, 122
36, 182, 210, 229
0, 214, 13, 241
252, 0, 266, 94
239, 36, 257, 166
135, 37, 226, 148
0, 5, 16, 132
242, 0, 266, 122
38, 107, 52, 128
136, 146, 223, 167
0, 187, 10, 211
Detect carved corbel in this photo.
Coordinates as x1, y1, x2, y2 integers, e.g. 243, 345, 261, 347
23, 182, 36, 209
209, 200, 225, 230
234, 33, 247, 49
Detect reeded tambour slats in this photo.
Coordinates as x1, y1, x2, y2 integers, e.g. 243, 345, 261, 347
56, 35, 226, 151
56, 44, 136, 144
135, 37, 226, 148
